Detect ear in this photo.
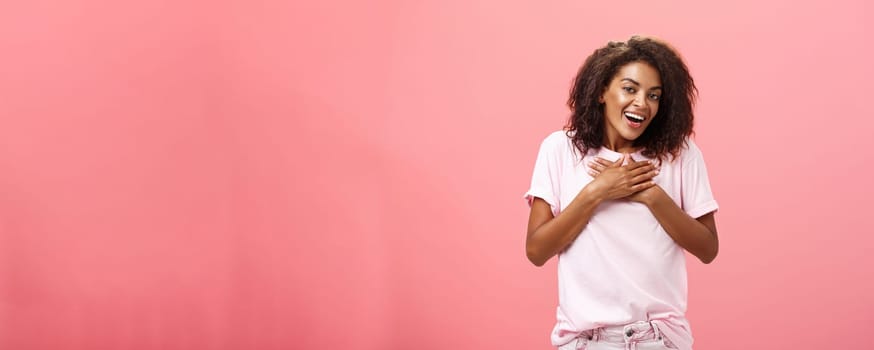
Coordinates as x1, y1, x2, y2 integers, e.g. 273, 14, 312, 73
598, 92, 605, 104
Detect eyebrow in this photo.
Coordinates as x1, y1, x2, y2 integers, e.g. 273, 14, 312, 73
621, 78, 662, 90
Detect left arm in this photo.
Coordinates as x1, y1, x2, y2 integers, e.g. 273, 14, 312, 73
589, 156, 720, 263
636, 186, 718, 264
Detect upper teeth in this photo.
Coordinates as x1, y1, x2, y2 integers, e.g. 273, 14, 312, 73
625, 112, 644, 121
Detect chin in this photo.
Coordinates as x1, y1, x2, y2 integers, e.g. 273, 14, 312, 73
620, 131, 645, 141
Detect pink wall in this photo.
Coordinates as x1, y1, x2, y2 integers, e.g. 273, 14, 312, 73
1, 0, 872, 349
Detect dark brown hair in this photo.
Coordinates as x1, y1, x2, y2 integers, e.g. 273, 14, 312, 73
566, 36, 697, 161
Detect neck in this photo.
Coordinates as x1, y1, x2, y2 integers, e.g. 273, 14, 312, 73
603, 131, 637, 154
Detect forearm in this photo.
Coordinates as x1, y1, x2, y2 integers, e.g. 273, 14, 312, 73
645, 188, 719, 263
526, 186, 604, 266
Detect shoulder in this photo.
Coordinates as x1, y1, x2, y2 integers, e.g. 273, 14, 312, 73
682, 138, 702, 155
660, 138, 703, 165
542, 130, 577, 150
676, 138, 707, 164
534, 130, 573, 154
541, 130, 570, 145
533, 130, 580, 165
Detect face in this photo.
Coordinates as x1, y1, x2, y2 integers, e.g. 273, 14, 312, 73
599, 61, 662, 149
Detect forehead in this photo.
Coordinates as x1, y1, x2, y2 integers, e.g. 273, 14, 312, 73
613, 61, 661, 86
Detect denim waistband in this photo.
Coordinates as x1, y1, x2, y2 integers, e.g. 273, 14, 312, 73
589, 321, 662, 343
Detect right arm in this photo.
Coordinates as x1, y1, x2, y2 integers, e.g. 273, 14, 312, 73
525, 155, 658, 266
526, 187, 605, 267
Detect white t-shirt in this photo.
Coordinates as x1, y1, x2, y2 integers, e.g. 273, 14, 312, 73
524, 131, 719, 350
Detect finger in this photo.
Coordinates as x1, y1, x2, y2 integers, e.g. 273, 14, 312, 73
630, 169, 658, 184
593, 157, 613, 168
628, 163, 658, 177
586, 161, 604, 176
631, 180, 657, 192
587, 161, 606, 173
626, 158, 655, 171
627, 155, 652, 164
587, 168, 599, 177
611, 154, 627, 168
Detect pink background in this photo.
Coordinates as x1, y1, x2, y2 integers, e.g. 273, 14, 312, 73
1, 0, 872, 349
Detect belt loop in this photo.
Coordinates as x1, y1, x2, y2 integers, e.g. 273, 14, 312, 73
650, 321, 662, 340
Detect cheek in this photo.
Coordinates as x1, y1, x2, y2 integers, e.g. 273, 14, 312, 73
608, 92, 630, 109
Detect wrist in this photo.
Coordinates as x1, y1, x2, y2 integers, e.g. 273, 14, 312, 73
642, 186, 665, 207
581, 183, 607, 204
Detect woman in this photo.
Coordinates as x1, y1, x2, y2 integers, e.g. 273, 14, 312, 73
524, 36, 719, 350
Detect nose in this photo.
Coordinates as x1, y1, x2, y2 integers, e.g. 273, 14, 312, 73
632, 92, 647, 108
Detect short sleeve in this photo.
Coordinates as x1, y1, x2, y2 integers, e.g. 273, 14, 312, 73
523, 132, 564, 217
680, 140, 719, 218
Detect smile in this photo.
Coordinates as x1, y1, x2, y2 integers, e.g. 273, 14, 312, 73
624, 112, 645, 123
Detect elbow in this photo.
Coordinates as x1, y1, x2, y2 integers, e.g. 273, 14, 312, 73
526, 243, 548, 267
528, 255, 547, 267
699, 245, 719, 264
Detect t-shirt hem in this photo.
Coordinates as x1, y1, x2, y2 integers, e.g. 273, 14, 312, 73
685, 200, 719, 219
523, 190, 557, 212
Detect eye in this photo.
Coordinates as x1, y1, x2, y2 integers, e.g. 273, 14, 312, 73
648, 93, 661, 101
623, 86, 636, 93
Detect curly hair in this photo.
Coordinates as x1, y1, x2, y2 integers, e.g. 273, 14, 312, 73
566, 36, 697, 162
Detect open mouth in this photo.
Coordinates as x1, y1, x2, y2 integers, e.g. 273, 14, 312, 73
624, 112, 645, 123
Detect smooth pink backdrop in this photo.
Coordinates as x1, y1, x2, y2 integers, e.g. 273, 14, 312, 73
1, 0, 872, 349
